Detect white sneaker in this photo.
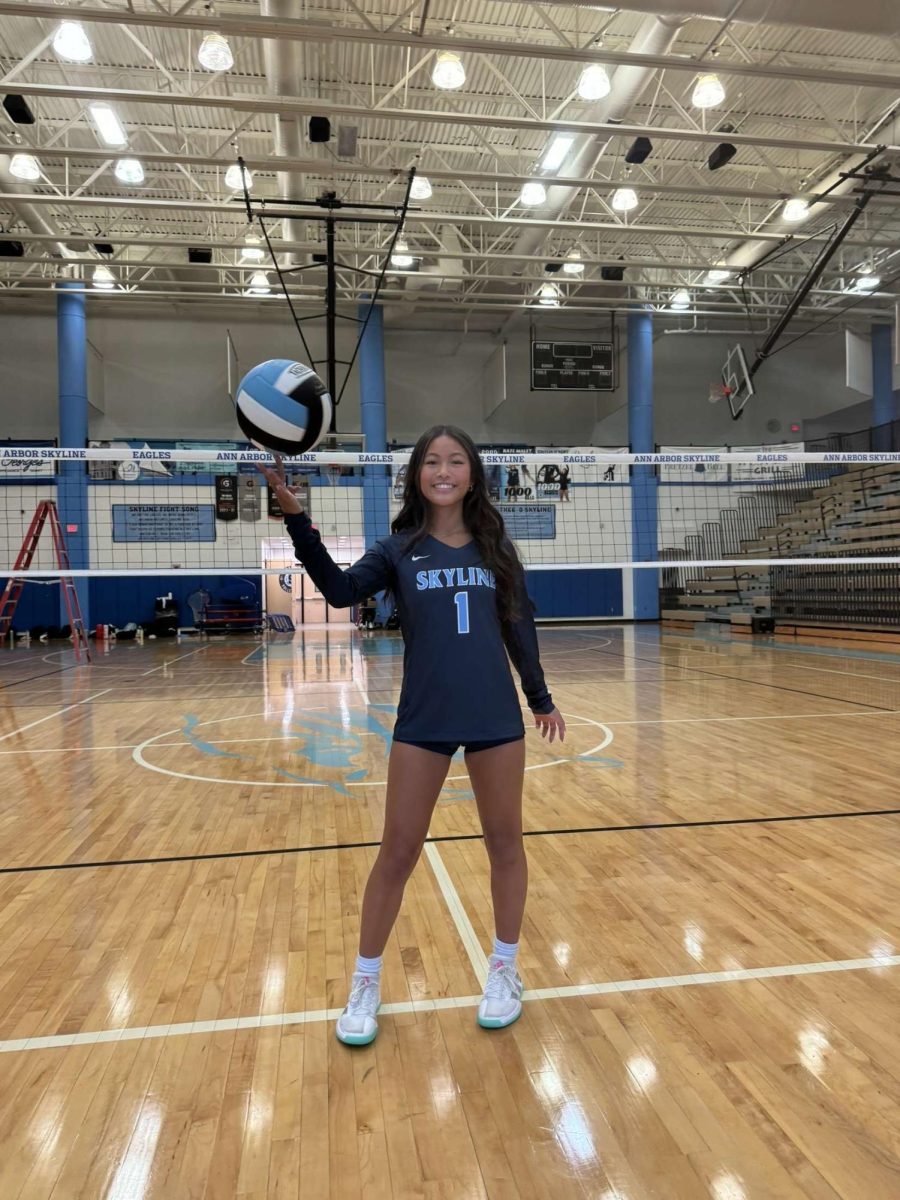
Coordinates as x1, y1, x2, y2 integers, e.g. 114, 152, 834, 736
335, 972, 381, 1046
477, 957, 524, 1029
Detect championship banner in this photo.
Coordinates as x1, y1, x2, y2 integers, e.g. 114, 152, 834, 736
215, 475, 238, 521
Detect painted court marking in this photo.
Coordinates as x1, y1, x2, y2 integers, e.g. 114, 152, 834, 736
140, 646, 210, 676
0, 690, 113, 744
1, 953, 895, 1055
424, 844, 488, 977
127, 708, 614, 788
5, 707, 900, 759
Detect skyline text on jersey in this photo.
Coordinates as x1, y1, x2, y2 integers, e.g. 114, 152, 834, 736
416, 566, 497, 591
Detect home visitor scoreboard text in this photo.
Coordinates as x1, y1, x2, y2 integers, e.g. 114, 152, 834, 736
530, 341, 615, 391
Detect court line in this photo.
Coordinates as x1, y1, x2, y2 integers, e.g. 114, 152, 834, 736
590, 645, 893, 712
2, 805, 898, 875
424, 845, 488, 978
0, 689, 113, 745
1, 952, 896, 1055
140, 646, 210, 676
3, 705, 899, 758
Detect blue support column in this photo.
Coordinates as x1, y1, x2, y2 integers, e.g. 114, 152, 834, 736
56, 280, 91, 628
872, 323, 895, 451
358, 302, 390, 547
627, 309, 658, 619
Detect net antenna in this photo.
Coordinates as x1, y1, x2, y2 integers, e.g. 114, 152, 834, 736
235, 157, 416, 433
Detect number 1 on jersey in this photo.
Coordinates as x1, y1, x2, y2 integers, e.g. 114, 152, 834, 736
453, 591, 470, 635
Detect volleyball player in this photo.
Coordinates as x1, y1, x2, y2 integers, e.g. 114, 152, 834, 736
259, 426, 565, 1045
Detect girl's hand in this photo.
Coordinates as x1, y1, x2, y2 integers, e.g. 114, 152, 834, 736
256, 453, 303, 514
534, 707, 566, 743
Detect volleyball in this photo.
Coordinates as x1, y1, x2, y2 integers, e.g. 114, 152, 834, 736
234, 359, 332, 454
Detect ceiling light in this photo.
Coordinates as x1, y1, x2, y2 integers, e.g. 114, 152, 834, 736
670, 288, 691, 310
197, 32, 234, 72
114, 158, 145, 185
782, 197, 810, 223
224, 163, 252, 191
562, 249, 584, 276
537, 282, 561, 307
92, 265, 115, 290
611, 187, 638, 213
9, 153, 41, 182
390, 238, 414, 268
540, 134, 575, 173
520, 181, 547, 207
241, 235, 264, 261
854, 274, 880, 291
247, 270, 270, 294
692, 73, 725, 109
432, 51, 466, 91
706, 268, 731, 284
52, 20, 93, 63
88, 103, 128, 148
577, 64, 611, 102
409, 175, 433, 200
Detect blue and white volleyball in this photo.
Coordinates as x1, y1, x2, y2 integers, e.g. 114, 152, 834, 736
235, 359, 332, 454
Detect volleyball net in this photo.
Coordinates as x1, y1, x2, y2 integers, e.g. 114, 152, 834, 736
3, 446, 900, 630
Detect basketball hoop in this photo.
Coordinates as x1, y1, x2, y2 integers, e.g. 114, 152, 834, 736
708, 380, 732, 405
325, 464, 342, 487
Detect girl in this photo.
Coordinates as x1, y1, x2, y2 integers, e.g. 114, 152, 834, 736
259, 426, 565, 1045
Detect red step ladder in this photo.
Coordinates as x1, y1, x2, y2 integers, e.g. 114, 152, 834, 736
0, 501, 91, 662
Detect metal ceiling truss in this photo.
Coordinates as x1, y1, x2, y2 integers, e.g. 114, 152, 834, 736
0, 1, 896, 321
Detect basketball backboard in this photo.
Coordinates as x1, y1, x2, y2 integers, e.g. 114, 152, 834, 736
709, 343, 755, 419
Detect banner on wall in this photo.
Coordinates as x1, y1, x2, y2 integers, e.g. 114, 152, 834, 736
732, 442, 805, 479
659, 447, 729, 481
112, 504, 217, 543
534, 447, 628, 496
88, 440, 173, 479
496, 504, 556, 539
215, 475, 238, 521
0, 441, 56, 478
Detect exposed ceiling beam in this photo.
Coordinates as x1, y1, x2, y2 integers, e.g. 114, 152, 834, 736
3, 143, 870, 208
3, 189, 896, 247
2, 3, 899, 92
9, 82, 895, 157
0, 231, 845, 276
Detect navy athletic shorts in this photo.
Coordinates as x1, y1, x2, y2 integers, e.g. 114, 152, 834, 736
392, 733, 524, 757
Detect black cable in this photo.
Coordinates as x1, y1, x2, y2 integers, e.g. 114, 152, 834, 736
765, 263, 900, 358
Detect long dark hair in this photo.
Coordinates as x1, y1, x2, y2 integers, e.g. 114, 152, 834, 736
392, 425, 525, 622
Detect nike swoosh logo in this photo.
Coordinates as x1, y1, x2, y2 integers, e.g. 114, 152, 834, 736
411, 555, 429, 561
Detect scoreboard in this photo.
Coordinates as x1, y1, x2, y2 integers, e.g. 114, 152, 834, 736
531, 340, 615, 391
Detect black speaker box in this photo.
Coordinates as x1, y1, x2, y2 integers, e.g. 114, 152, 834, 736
309, 117, 331, 143
3, 94, 35, 124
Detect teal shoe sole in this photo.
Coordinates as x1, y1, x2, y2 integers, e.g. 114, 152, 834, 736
336, 1005, 380, 1046
336, 1026, 378, 1046
477, 1004, 523, 1030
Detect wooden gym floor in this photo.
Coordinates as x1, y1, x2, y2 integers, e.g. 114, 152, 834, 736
0, 624, 898, 1199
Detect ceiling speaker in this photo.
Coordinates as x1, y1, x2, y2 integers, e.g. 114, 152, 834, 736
309, 117, 331, 143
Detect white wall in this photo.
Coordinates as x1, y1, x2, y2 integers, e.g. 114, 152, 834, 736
85, 482, 362, 572
0, 483, 60, 570
0, 304, 879, 449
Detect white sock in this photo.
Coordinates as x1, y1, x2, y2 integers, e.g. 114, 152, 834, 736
355, 952, 383, 979
491, 937, 519, 968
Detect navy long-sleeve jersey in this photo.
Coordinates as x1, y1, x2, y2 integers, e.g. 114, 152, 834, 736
284, 511, 554, 742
